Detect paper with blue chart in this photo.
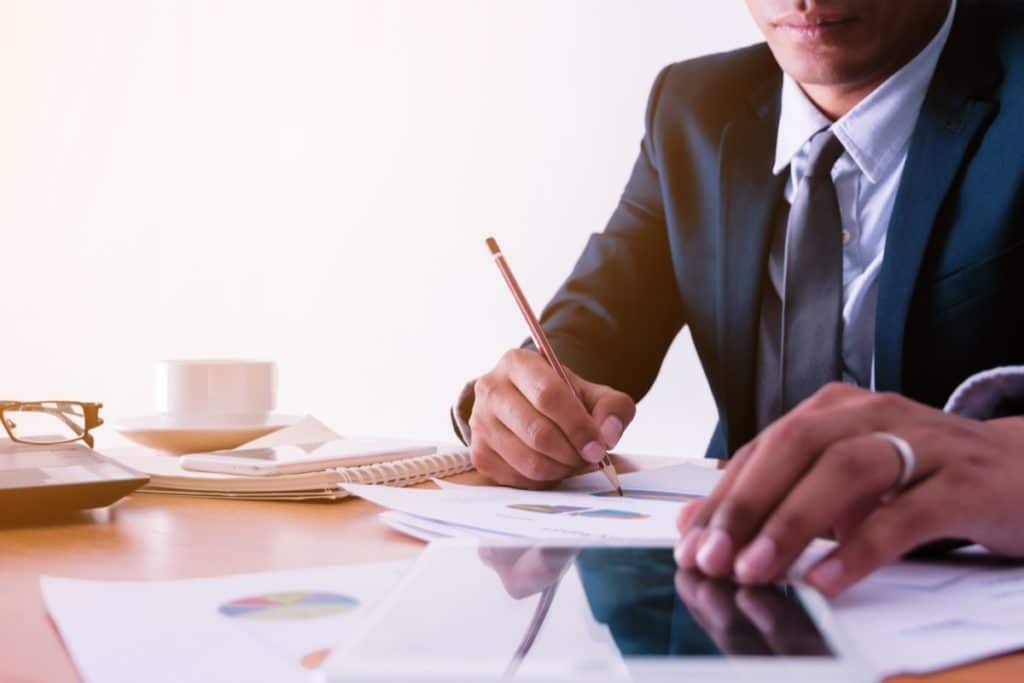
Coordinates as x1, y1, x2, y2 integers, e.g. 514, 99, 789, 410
40, 561, 410, 683
344, 462, 723, 543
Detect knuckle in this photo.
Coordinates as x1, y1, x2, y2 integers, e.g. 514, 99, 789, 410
690, 507, 714, 529
532, 383, 562, 413
771, 420, 798, 445
491, 393, 513, 421
714, 497, 762, 533
731, 441, 756, 466
684, 497, 715, 528
873, 391, 907, 415
825, 441, 871, 480
676, 500, 702, 529
520, 455, 552, 482
767, 510, 812, 541
468, 408, 485, 433
474, 375, 497, 402
498, 347, 524, 367
524, 418, 559, 452
771, 415, 812, 450
811, 381, 850, 405
470, 443, 492, 472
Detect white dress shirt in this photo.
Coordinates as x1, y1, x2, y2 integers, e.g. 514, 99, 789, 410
772, 0, 956, 389
454, 0, 1024, 446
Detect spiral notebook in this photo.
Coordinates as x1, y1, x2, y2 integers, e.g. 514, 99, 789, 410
104, 447, 473, 501
100, 416, 473, 501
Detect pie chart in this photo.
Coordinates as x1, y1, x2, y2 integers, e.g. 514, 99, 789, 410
218, 591, 358, 620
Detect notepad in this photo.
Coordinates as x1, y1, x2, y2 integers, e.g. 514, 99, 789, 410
103, 447, 473, 501
100, 416, 473, 501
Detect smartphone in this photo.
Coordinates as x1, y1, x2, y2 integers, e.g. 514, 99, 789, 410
180, 438, 436, 476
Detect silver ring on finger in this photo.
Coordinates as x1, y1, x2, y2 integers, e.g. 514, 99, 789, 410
872, 431, 916, 490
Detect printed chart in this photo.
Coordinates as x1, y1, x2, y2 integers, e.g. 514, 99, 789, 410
219, 591, 358, 620
507, 503, 650, 520
593, 489, 701, 503
217, 591, 362, 669
575, 509, 650, 520
42, 562, 410, 683
507, 504, 586, 514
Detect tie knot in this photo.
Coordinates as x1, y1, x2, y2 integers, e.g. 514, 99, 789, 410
805, 130, 846, 179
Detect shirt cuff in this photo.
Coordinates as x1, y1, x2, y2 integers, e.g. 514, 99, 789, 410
944, 366, 1024, 419
450, 380, 476, 446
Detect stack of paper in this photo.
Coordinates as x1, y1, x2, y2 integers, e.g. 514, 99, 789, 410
102, 451, 354, 500
349, 462, 723, 543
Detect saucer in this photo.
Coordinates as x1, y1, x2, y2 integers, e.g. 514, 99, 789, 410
109, 413, 303, 454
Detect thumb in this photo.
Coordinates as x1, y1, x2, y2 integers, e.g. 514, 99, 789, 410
574, 376, 636, 449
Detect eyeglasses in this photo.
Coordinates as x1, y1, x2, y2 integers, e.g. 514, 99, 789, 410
0, 401, 104, 448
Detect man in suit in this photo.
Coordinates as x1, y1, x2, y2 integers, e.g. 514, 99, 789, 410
455, 0, 1024, 594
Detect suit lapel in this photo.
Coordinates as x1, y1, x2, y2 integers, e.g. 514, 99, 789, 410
874, 3, 1001, 392
717, 73, 786, 454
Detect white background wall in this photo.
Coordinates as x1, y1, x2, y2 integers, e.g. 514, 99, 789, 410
0, 1, 762, 456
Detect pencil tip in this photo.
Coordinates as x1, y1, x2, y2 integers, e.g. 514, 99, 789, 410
616, 486, 624, 497
485, 236, 500, 255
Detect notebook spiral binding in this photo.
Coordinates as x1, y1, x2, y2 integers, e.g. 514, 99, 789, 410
334, 448, 474, 488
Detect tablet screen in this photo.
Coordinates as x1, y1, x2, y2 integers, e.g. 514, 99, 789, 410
326, 544, 847, 681
572, 547, 832, 657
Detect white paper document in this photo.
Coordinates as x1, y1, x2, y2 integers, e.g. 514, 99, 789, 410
552, 460, 724, 495
344, 482, 697, 544
831, 553, 1024, 676
378, 510, 516, 542
358, 461, 723, 544
41, 561, 410, 683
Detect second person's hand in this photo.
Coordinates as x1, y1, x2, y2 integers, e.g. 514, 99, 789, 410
469, 348, 636, 488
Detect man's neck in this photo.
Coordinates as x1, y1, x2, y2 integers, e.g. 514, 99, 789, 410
799, 2, 951, 121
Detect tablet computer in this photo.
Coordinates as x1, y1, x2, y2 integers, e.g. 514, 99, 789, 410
324, 541, 871, 682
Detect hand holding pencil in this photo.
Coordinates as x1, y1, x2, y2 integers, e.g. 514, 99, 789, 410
465, 237, 634, 492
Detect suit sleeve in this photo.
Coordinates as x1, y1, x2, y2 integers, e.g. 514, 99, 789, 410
535, 64, 686, 400
449, 66, 686, 444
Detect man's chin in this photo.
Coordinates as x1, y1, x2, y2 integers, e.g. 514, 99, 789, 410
772, 52, 872, 90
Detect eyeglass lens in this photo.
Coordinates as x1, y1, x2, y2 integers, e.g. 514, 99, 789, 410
3, 402, 87, 444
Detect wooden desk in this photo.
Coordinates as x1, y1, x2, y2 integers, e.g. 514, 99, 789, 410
2, 457, 1021, 683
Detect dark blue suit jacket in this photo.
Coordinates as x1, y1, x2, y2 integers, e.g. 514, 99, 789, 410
536, 0, 1024, 460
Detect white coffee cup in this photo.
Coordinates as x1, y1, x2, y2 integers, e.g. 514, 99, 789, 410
155, 360, 277, 419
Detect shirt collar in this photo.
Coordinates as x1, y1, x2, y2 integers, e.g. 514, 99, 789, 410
772, 0, 957, 183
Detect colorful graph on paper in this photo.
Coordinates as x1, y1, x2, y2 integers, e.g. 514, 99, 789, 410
507, 504, 587, 514
507, 503, 650, 520
573, 508, 650, 520
593, 489, 702, 503
218, 591, 358, 620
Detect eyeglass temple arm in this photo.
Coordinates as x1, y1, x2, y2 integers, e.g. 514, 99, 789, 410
6, 403, 104, 437
27, 404, 88, 436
